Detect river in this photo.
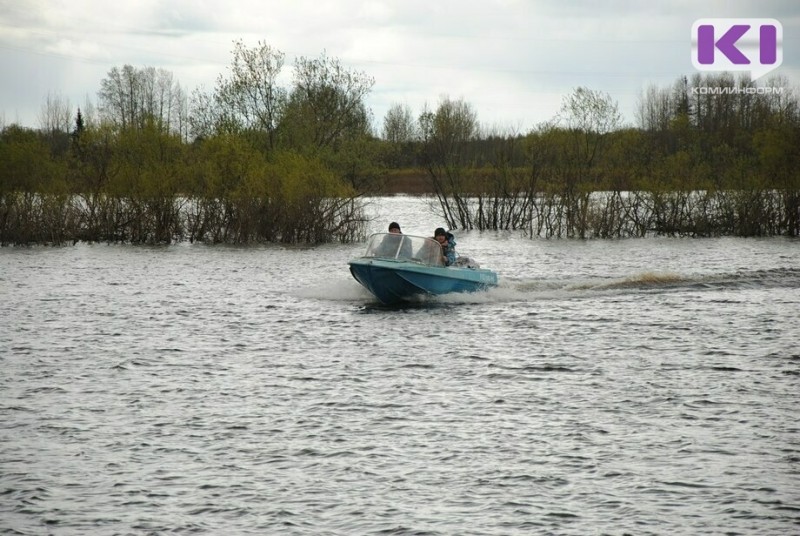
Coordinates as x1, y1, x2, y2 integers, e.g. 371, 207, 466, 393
2, 196, 799, 535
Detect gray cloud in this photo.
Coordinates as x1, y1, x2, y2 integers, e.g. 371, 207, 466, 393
1, 0, 798, 130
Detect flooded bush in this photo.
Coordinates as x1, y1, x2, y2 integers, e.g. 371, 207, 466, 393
475, 189, 798, 239
0, 193, 365, 246
3, 64, 798, 244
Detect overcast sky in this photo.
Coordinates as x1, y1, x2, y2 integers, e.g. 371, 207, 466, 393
1, 0, 798, 133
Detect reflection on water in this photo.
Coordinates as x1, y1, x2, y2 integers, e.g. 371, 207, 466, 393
1, 197, 799, 535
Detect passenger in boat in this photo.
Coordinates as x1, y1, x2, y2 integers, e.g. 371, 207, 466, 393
433, 227, 457, 266
376, 222, 412, 258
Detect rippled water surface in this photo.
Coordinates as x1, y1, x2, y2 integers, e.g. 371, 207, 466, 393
2, 197, 799, 535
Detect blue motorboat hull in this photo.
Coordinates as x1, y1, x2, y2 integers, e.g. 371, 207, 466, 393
348, 258, 498, 304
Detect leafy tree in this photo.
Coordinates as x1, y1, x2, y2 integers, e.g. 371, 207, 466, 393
281, 52, 374, 152
183, 134, 269, 243
0, 125, 54, 193
0, 125, 67, 244
754, 124, 800, 235
191, 40, 287, 149
383, 103, 418, 143
552, 87, 621, 237
265, 149, 363, 243
419, 96, 478, 229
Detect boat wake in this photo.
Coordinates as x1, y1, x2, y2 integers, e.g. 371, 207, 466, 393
504, 267, 800, 301
295, 267, 800, 306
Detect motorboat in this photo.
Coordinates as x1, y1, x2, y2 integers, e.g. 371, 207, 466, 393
348, 232, 498, 304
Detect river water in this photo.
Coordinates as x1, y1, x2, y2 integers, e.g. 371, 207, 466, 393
2, 196, 799, 535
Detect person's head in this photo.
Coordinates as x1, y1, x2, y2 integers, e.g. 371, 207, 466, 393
388, 222, 401, 234
434, 227, 447, 244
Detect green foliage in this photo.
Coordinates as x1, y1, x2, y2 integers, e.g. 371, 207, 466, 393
0, 125, 73, 244
320, 136, 389, 194
281, 52, 374, 152
179, 137, 364, 244
187, 134, 268, 199
394, 78, 799, 238
383, 103, 418, 144
418, 96, 479, 229
0, 125, 58, 193
4, 59, 800, 243
192, 40, 287, 148
754, 124, 800, 188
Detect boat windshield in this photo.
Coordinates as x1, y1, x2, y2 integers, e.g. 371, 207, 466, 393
364, 233, 445, 267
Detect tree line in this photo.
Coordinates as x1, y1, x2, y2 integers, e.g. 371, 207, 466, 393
386, 73, 799, 238
0, 42, 376, 245
1, 42, 798, 245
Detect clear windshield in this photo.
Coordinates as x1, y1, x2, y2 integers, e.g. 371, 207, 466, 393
364, 233, 445, 267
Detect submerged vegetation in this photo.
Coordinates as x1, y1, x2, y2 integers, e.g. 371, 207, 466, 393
411, 79, 799, 238
0, 42, 374, 246
1, 42, 798, 245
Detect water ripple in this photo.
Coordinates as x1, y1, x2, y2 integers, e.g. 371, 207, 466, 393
1, 232, 799, 535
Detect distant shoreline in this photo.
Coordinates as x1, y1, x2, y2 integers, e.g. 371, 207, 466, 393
383, 170, 433, 195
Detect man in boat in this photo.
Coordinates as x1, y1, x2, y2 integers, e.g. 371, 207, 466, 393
375, 222, 413, 259
433, 227, 457, 266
